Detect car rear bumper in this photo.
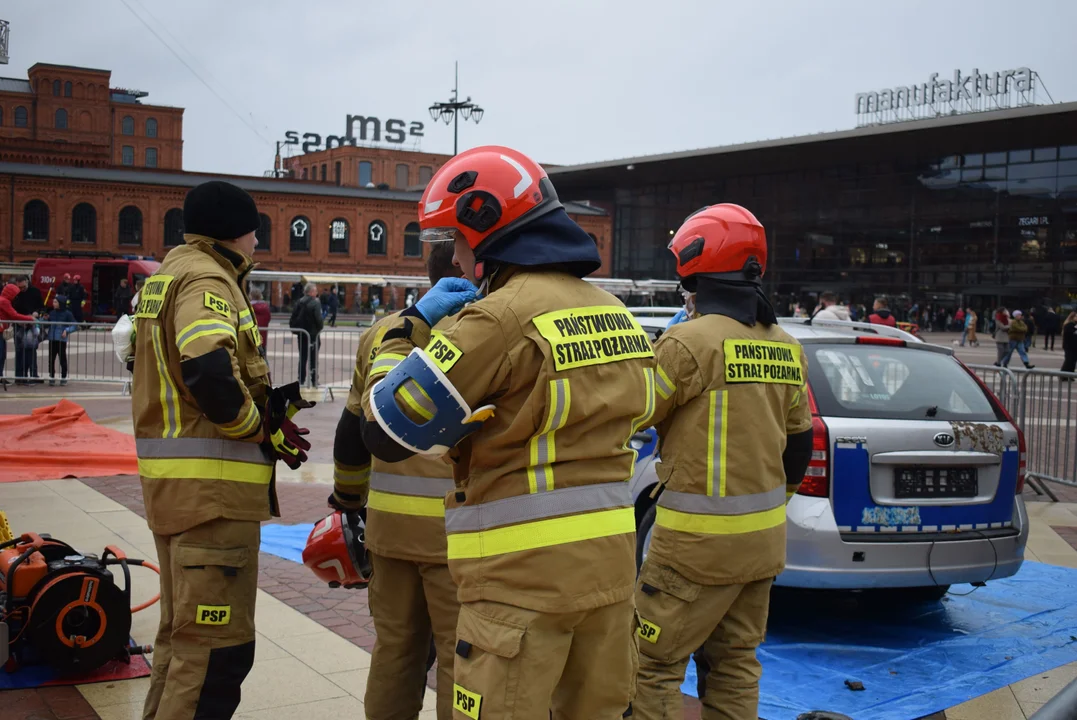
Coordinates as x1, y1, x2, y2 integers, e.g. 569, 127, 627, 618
775, 494, 1029, 589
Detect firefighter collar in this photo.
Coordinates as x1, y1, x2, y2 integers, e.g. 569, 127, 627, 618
369, 347, 494, 457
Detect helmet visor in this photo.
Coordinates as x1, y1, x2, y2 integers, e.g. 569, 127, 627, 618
420, 227, 460, 244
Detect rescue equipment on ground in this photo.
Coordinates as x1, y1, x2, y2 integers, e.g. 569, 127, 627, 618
302, 510, 373, 590
369, 348, 495, 456
0, 522, 159, 675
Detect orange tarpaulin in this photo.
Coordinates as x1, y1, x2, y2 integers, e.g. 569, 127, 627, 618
0, 400, 138, 482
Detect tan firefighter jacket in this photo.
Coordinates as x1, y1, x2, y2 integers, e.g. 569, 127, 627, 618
132, 234, 275, 536
363, 267, 657, 613
648, 313, 812, 586
333, 312, 455, 564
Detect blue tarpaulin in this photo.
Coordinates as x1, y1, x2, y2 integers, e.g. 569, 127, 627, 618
684, 561, 1077, 719
261, 525, 1077, 720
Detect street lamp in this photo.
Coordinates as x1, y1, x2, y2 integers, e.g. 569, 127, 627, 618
428, 61, 484, 156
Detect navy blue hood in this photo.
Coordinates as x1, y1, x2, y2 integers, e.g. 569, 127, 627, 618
478, 207, 601, 279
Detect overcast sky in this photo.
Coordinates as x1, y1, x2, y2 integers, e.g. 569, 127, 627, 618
7, 0, 1076, 177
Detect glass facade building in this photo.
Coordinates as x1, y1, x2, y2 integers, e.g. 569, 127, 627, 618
550, 103, 1077, 314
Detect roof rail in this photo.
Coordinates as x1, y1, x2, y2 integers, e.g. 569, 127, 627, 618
779, 317, 923, 343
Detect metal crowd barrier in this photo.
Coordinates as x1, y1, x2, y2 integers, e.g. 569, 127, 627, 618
1014, 367, 1077, 494
2, 320, 129, 390
967, 363, 1077, 498
314, 328, 363, 400
2, 320, 314, 395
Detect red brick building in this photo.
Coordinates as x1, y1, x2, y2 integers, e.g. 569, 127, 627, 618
0, 63, 613, 308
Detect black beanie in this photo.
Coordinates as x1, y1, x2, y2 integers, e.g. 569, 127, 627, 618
183, 181, 260, 242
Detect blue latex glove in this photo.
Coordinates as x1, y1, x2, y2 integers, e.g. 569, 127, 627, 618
666, 308, 689, 329
414, 277, 479, 325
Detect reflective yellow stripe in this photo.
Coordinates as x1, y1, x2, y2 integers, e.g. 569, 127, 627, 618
177, 319, 236, 352
397, 380, 435, 421
786, 489, 796, 499
220, 402, 259, 438
655, 504, 785, 535
446, 507, 633, 560
705, 390, 728, 497
334, 464, 371, 488
151, 325, 181, 439
368, 489, 445, 517
655, 365, 675, 400
527, 379, 571, 493
238, 308, 254, 331
138, 457, 272, 484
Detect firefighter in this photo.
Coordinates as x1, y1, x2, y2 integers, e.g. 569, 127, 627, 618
132, 180, 315, 720
326, 240, 463, 719
632, 204, 814, 720
359, 145, 655, 719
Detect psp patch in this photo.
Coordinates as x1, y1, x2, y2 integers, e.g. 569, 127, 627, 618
637, 616, 662, 643
367, 325, 389, 363
426, 331, 463, 373
533, 305, 654, 372
204, 292, 231, 318
195, 604, 231, 625
133, 274, 174, 319
724, 339, 803, 386
453, 683, 482, 719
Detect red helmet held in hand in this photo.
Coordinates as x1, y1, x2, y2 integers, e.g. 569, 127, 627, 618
302, 511, 372, 589
668, 204, 767, 281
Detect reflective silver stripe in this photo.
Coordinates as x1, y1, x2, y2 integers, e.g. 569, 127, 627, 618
655, 366, 675, 399
445, 481, 631, 533
657, 486, 786, 516
401, 379, 438, 417
371, 356, 402, 375
176, 320, 236, 351
530, 378, 570, 493
370, 472, 454, 498
136, 437, 272, 465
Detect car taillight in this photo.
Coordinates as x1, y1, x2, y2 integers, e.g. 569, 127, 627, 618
798, 415, 830, 497
1015, 426, 1027, 494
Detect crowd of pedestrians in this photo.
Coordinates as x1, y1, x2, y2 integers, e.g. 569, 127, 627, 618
0, 275, 81, 386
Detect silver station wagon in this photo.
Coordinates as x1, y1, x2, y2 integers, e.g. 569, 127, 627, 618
628, 315, 1028, 600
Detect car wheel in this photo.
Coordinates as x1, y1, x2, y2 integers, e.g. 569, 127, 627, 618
635, 504, 656, 572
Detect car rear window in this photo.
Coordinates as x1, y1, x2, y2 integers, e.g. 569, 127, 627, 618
805, 345, 1003, 422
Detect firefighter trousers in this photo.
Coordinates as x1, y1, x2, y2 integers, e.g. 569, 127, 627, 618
451, 597, 637, 720
366, 553, 460, 720
633, 561, 772, 720
142, 518, 260, 720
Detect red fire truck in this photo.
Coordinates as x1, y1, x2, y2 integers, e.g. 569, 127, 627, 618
30, 251, 160, 322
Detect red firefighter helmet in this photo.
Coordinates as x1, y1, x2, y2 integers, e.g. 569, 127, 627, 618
417, 145, 562, 255
302, 511, 372, 589
667, 204, 767, 281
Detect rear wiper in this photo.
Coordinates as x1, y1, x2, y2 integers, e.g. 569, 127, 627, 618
926, 406, 938, 417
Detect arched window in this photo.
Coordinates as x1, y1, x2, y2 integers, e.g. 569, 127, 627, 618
64, 81, 72, 97
256, 214, 272, 251
329, 218, 350, 254
121, 146, 134, 166
14, 106, 27, 128
71, 203, 97, 244
367, 220, 387, 256
403, 222, 421, 258
418, 166, 433, 185
395, 164, 409, 189
55, 108, 68, 129
301, 167, 308, 180
320, 164, 326, 182
358, 161, 373, 187
163, 208, 184, 247
146, 118, 158, 137
145, 148, 158, 168
52, 80, 61, 96
23, 200, 49, 241
118, 206, 143, 246
290, 215, 311, 253
121, 116, 134, 135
